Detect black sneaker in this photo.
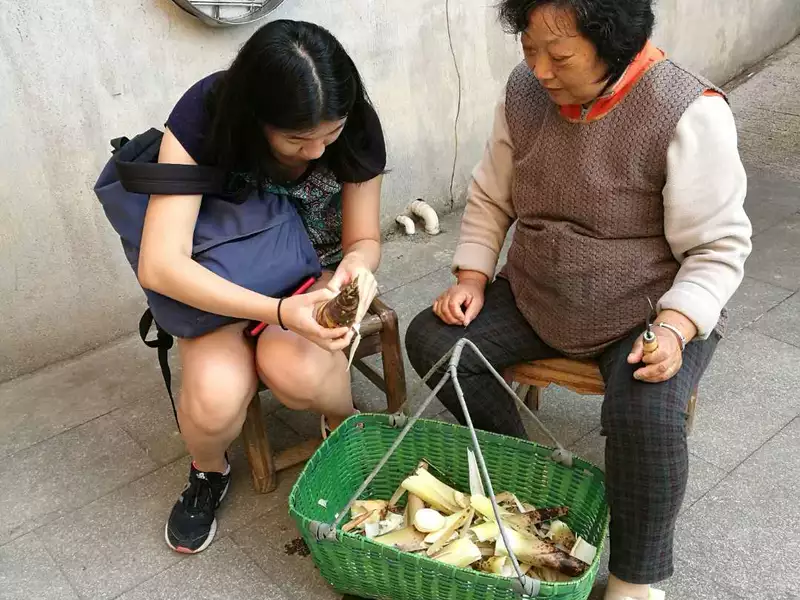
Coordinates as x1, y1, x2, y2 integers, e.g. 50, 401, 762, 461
164, 460, 231, 554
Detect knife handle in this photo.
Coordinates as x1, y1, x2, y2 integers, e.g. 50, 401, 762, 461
643, 330, 659, 354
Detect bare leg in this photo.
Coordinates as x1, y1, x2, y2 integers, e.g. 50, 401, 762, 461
177, 322, 258, 473
256, 272, 355, 431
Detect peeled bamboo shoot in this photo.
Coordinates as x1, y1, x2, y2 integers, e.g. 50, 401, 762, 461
414, 508, 446, 533
458, 508, 475, 539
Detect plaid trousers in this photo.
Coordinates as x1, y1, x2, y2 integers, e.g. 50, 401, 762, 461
405, 277, 719, 583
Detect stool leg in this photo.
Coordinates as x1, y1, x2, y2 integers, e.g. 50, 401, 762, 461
241, 392, 277, 493
527, 386, 542, 412
378, 306, 406, 413
686, 388, 699, 435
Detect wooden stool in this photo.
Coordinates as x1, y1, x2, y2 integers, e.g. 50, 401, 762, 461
240, 297, 406, 493
505, 358, 699, 434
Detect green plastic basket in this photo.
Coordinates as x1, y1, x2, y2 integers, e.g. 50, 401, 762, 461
289, 413, 609, 600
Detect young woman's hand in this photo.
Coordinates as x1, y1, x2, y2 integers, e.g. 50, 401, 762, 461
279, 288, 353, 351
329, 254, 378, 324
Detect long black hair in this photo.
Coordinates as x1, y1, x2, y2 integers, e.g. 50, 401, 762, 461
498, 0, 655, 85
205, 19, 383, 187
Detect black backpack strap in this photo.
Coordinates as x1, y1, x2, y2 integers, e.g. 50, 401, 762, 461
111, 127, 227, 196
116, 162, 227, 196
139, 309, 180, 430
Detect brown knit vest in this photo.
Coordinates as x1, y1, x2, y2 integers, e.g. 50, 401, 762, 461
502, 59, 725, 357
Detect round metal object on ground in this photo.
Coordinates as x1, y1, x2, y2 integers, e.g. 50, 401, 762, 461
170, 0, 286, 27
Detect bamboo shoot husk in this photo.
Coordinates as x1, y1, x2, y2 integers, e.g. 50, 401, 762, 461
315, 276, 360, 328
426, 510, 470, 556
373, 527, 428, 552
495, 529, 588, 577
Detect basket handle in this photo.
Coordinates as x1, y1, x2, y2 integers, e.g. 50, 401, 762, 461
394, 340, 572, 462
446, 339, 545, 597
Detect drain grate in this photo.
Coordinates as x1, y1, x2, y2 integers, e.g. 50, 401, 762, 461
170, 0, 287, 27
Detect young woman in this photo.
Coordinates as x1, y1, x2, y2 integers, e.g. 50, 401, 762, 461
138, 20, 385, 554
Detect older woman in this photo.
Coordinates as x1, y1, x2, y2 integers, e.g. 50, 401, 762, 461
405, 0, 751, 598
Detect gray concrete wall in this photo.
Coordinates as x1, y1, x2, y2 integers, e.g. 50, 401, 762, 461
2, 0, 799, 381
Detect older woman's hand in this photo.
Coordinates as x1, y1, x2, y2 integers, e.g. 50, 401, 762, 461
627, 310, 697, 382
433, 271, 488, 326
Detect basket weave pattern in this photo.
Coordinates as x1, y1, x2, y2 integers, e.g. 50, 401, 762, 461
289, 414, 609, 600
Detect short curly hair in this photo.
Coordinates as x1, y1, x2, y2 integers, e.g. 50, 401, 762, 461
498, 0, 655, 82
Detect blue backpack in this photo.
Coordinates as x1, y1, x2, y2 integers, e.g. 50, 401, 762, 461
93, 128, 322, 422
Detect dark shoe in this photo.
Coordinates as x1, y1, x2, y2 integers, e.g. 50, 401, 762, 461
164, 460, 231, 554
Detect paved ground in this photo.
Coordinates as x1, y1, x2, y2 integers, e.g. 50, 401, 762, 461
1, 38, 799, 600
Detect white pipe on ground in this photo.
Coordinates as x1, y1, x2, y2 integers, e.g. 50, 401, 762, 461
395, 214, 416, 235
407, 199, 440, 235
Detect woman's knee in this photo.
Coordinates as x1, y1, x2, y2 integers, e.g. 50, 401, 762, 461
256, 336, 330, 407
405, 308, 457, 376
180, 362, 257, 435
601, 379, 689, 440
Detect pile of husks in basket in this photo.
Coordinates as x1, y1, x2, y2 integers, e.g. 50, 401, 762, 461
338, 454, 597, 582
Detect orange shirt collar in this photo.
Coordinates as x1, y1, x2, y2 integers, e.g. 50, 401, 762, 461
559, 41, 665, 122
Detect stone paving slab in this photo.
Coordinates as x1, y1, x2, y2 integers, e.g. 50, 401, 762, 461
721, 417, 799, 498
0, 533, 79, 600
675, 419, 800, 599
0, 336, 163, 459
231, 506, 339, 600
725, 276, 795, 334
753, 291, 800, 349
36, 460, 189, 600
687, 329, 799, 469
0, 416, 156, 546
742, 169, 800, 236
518, 387, 603, 448
658, 559, 746, 600
746, 212, 800, 292
115, 537, 288, 600
35, 453, 301, 600
108, 390, 188, 467
730, 38, 800, 182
